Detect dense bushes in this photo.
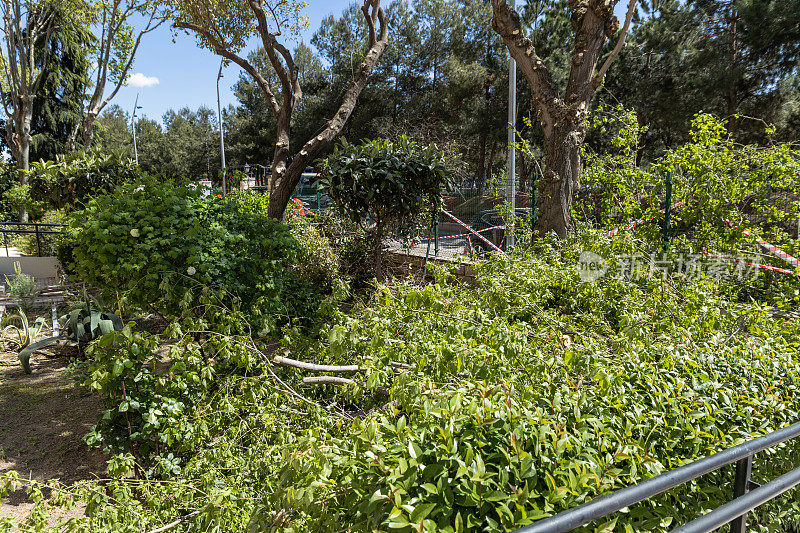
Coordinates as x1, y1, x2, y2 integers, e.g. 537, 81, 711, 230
3, 116, 800, 532
7, 234, 800, 532
68, 179, 328, 335
26, 150, 140, 211
579, 113, 800, 261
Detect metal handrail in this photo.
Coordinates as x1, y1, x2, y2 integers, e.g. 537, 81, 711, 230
0, 222, 67, 227
673, 466, 800, 533
515, 422, 800, 533
0, 222, 68, 257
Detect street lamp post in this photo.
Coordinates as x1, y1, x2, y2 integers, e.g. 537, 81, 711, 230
131, 93, 143, 165
506, 0, 517, 250
216, 59, 227, 194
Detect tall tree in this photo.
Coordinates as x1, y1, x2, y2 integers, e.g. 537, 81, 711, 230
0, 0, 85, 220
173, 0, 389, 220
226, 43, 326, 168
71, 0, 167, 148
29, 4, 92, 161
491, 0, 635, 237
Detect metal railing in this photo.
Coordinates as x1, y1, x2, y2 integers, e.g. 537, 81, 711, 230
0, 222, 68, 257
515, 422, 800, 533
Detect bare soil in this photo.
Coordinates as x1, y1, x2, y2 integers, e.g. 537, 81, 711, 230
0, 347, 106, 523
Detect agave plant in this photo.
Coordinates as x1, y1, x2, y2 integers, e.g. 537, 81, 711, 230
17, 298, 124, 374
2, 308, 48, 373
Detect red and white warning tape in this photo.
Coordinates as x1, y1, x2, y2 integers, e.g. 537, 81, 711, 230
441, 209, 506, 256
700, 252, 797, 276
724, 219, 800, 269
606, 203, 799, 277
607, 201, 686, 238
418, 224, 507, 243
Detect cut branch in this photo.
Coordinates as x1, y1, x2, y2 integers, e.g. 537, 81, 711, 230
303, 376, 355, 386
273, 355, 362, 373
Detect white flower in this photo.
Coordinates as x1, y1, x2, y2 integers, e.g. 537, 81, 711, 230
187, 266, 197, 276
130, 228, 140, 238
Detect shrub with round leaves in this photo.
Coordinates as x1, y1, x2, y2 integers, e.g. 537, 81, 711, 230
27, 149, 140, 211
68, 179, 320, 335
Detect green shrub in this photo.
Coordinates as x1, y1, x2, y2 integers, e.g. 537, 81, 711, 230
316, 208, 378, 289
268, 236, 800, 532
3, 184, 48, 219
4, 262, 39, 314
27, 149, 140, 211
13, 238, 799, 532
69, 179, 318, 335
320, 136, 454, 279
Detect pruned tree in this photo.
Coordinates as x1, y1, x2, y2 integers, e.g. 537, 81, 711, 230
321, 136, 453, 281
71, 0, 167, 149
491, 0, 635, 237
0, 0, 83, 220
173, 0, 389, 220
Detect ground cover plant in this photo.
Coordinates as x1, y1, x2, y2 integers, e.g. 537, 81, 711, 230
3, 225, 800, 531
2, 106, 800, 531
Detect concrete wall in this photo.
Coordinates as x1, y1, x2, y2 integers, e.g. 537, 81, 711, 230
384, 251, 476, 285
0, 257, 61, 288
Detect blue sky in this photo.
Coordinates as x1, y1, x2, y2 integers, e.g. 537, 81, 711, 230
114, 0, 354, 124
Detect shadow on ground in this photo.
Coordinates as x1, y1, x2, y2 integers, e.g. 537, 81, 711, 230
0, 349, 106, 522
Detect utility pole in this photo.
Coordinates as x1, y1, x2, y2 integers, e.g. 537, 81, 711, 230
131, 93, 142, 165
217, 59, 227, 194
506, 0, 517, 249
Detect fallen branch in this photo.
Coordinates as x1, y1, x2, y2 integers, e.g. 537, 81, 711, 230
274, 355, 361, 373
147, 510, 200, 533
303, 376, 355, 386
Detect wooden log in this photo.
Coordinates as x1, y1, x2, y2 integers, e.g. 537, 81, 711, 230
274, 355, 361, 373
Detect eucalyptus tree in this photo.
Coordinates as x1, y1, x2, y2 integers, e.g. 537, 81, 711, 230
491, 0, 636, 237
70, 0, 167, 148
173, 0, 390, 220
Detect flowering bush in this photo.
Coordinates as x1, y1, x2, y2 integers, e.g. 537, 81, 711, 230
68, 179, 326, 335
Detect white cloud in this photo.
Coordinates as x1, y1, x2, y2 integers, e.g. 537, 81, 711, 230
128, 72, 160, 88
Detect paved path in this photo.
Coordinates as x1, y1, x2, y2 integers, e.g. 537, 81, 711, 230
0, 246, 22, 257
386, 235, 471, 262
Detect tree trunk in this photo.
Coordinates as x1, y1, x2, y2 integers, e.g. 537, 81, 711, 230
487, 140, 497, 195
519, 151, 529, 193
490, 0, 635, 239
10, 100, 33, 222
262, 1, 389, 221
536, 122, 583, 238
81, 109, 99, 147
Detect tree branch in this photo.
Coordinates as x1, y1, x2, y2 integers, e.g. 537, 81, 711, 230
490, 0, 561, 120
273, 355, 362, 373
175, 20, 282, 118
594, 0, 636, 88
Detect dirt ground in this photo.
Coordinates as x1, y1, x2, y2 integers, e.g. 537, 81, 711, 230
0, 347, 106, 523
